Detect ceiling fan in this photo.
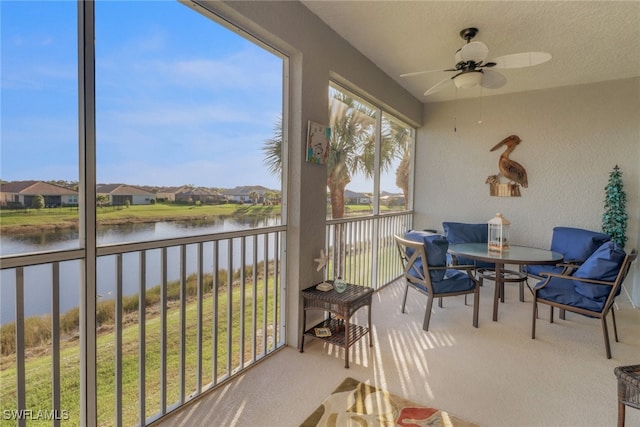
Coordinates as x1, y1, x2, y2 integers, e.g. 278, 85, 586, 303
401, 27, 551, 97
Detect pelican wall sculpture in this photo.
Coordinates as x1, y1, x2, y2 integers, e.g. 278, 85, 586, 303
487, 134, 528, 197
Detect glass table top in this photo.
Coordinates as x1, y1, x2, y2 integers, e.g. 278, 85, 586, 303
448, 243, 563, 264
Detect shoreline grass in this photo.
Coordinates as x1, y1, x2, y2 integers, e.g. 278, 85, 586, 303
0, 203, 282, 234
0, 202, 392, 235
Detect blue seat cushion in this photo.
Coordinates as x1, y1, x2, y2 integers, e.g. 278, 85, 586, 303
550, 227, 610, 262
573, 241, 626, 299
404, 230, 448, 281
443, 222, 494, 268
412, 269, 475, 294
535, 277, 605, 312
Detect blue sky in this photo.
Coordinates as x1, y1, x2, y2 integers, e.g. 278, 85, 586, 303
1, 1, 283, 190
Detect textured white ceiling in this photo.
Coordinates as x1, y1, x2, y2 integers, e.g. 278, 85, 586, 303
301, 1, 640, 103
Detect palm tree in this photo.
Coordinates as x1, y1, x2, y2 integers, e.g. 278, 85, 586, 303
262, 117, 282, 177
387, 120, 412, 209
248, 190, 260, 205
263, 89, 407, 219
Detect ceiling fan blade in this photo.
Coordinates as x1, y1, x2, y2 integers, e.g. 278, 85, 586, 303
400, 68, 455, 78
480, 69, 507, 89
490, 51, 552, 69
424, 77, 453, 96
459, 41, 489, 62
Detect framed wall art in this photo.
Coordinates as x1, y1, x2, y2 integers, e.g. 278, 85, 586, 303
306, 120, 331, 165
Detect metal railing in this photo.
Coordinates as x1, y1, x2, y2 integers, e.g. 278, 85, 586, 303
0, 226, 286, 426
1, 212, 411, 425
325, 211, 412, 289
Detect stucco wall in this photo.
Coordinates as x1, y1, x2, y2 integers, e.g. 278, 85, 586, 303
415, 78, 640, 305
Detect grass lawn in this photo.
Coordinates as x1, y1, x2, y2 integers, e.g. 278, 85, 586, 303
0, 276, 280, 426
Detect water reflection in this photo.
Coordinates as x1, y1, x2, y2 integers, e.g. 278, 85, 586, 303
0, 215, 278, 255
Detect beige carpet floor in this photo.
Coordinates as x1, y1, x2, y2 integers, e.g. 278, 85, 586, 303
153, 278, 640, 427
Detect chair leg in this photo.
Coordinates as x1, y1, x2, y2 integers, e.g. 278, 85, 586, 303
618, 401, 626, 427
519, 281, 524, 302
472, 289, 479, 328
401, 283, 409, 313
423, 295, 435, 331
531, 301, 537, 339
559, 308, 566, 320
601, 316, 612, 359
550, 306, 554, 323
611, 308, 619, 342
438, 297, 443, 308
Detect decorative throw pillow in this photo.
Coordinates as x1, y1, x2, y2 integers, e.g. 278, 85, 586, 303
403, 230, 448, 281
550, 227, 610, 262
573, 241, 626, 300
442, 222, 488, 244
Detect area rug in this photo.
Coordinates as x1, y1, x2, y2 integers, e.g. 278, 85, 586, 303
300, 377, 480, 427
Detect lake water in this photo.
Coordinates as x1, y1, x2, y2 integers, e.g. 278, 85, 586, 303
0, 216, 279, 324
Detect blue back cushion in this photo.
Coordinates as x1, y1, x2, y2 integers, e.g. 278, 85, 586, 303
403, 230, 448, 281
550, 227, 610, 262
442, 222, 488, 244
573, 241, 626, 300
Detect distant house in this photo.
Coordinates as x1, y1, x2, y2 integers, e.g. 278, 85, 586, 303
223, 185, 272, 204
0, 180, 78, 208
156, 186, 186, 202
344, 189, 371, 205
380, 191, 405, 206
157, 186, 224, 204
96, 183, 155, 206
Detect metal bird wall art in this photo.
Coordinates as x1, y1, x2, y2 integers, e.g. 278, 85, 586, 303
487, 134, 528, 197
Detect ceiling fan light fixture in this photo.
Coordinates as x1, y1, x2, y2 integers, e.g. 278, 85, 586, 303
453, 71, 483, 89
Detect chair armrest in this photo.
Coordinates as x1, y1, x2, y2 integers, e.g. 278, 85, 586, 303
556, 262, 581, 275
430, 264, 476, 271
539, 271, 615, 286
556, 262, 581, 268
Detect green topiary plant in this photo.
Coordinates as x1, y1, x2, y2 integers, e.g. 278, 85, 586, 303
602, 165, 628, 248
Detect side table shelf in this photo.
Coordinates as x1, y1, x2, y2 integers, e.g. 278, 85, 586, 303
304, 318, 370, 349
299, 282, 373, 368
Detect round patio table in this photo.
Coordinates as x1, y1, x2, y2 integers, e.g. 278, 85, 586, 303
448, 243, 563, 321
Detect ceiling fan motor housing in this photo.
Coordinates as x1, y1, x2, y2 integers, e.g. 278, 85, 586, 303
460, 27, 479, 42
401, 26, 551, 97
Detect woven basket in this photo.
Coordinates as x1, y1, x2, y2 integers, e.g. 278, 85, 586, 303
615, 364, 640, 410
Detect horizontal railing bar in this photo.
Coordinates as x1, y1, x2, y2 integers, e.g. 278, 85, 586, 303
326, 210, 412, 226
0, 226, 287, 269
1, 248, 85, 269
96, 226, 287, 256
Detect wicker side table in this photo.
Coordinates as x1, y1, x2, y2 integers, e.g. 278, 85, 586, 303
299, 281, 373, 368
614, 364, 640, 427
